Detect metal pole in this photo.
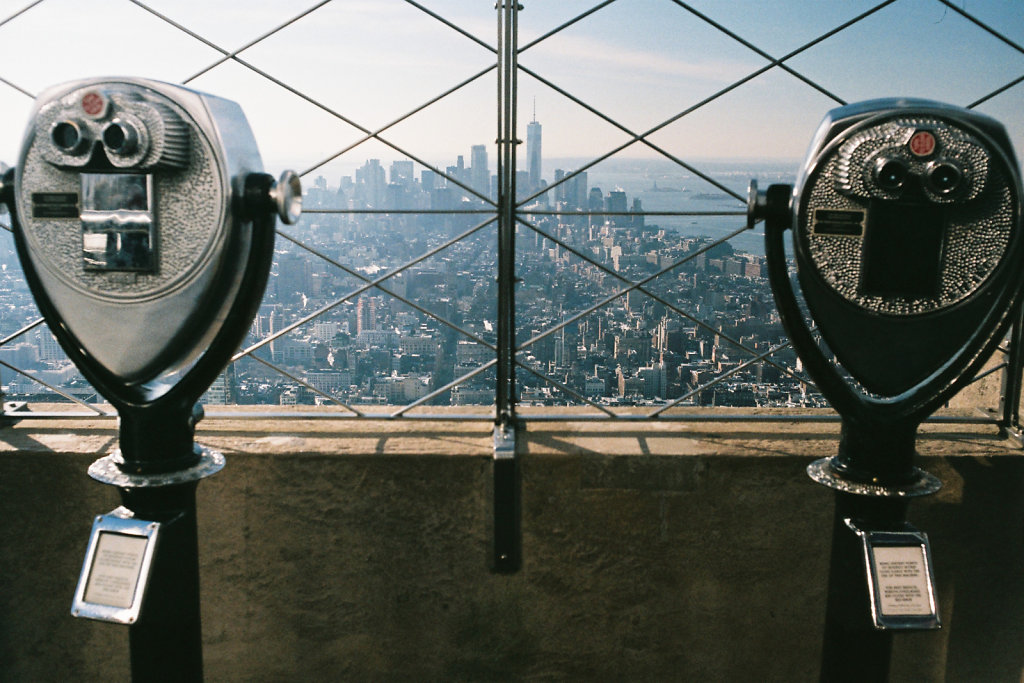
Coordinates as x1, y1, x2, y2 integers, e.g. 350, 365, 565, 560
491, 0, 521, 574
121, 483, 204, 682
1000, 307, 1024, 436
495, 0, 519, 428
819, 491, 906, 683
82, 400, 221, 683
813, 424, 941, 681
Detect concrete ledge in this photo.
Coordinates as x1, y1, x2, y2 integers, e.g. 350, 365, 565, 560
1, 407, 1023, 680
1, 404, 1014, 460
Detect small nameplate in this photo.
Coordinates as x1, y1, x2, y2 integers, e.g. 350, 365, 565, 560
812, 208, 865, 236
32, 192, 79, 218
72, 508, 160, 624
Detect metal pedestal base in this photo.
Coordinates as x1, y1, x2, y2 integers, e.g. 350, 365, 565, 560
808, 457, 942, 498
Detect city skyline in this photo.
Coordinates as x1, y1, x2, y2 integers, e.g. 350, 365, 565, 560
0, 1, 1022, 175
0, 145, 803, 409
0, 1, 1020, 410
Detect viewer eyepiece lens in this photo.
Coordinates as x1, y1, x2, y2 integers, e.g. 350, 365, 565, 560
874, 158, 907, 191
51, 121, 83, 152
102, 121, 138, 155
928, 162, 962, 195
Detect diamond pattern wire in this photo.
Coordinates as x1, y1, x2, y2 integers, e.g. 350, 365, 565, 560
0, 0, 1020, 425
510, 0, 1024, 420
511, 0, 860, 415
516, 3, 808, 411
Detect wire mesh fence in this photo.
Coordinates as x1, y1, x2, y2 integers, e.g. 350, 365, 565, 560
0, 0, 1021, 427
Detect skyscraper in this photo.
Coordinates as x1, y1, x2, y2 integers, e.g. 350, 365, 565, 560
527, 105, 542, 191
470, 144, 489, 198
390, 160, 414, 187
355, 158, 386, 208
606, 189, 627, 227
356, 295, 377, 335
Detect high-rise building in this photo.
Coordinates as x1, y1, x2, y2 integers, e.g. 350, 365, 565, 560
470, 144, 489, 198
446, 155, 471, 195
356, 295, 378, 335
557, 169, 589, 210
355, 159, 386, 208
631, 197, 645, 228
606, 189, 628, 226
390, 160, 414, 187
203, 371, 231, 405
36, 329, 63, 362
574, 171, 588, 208
516, 170, 530, 199
421, 169, 437, 193
554, 169, 566, 202
527, 110, 542, 191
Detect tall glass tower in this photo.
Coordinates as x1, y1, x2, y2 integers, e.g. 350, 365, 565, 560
527, 110, 542, 192
470, 144, 489, 198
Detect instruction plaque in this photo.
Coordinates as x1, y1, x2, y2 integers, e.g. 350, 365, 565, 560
847, 520, 940, 630
71, 508, 160, 624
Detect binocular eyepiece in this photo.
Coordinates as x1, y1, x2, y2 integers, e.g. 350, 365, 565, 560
871, 156, 964, 196
39, 88, 189, 170
838, 121, 986, 204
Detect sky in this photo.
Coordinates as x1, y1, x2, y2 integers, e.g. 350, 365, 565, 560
0, 0, 1022, 182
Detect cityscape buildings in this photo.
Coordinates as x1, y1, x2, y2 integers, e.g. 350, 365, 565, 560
0, 117, 818, 411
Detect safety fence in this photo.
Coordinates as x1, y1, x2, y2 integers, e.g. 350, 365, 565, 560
0, 0, 1021, 432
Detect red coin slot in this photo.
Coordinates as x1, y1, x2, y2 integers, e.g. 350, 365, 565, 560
81, 92, 106, 118
909, 130, 936, 157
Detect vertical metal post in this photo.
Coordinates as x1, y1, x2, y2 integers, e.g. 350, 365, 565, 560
1000, 307, 1024, 436
818, 493, 906, 682
121, 483, 205, 682
491, 425, 520, 572
491, 0, 521, 573
495, 0, 519, 427
84, 403, 224, 682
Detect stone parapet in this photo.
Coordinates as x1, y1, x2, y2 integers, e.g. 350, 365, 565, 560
1, 406, 1022, 680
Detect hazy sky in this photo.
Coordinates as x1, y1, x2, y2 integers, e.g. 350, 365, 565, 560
0, 0, 1022, 180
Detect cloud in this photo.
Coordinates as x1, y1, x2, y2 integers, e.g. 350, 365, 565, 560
521, 33, 759, 85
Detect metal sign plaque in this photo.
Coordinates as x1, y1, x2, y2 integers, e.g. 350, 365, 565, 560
846, 519, 940, 630
71, 507, 160, 624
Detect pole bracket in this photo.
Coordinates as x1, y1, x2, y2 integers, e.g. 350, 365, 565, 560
490, 424, 521, 573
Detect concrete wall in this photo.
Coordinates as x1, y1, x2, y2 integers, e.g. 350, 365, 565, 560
2, 410, 1024, 681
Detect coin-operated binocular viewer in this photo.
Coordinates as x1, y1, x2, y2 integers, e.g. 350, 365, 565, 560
749, 99, 1024, 680
0, 77, 301, 680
